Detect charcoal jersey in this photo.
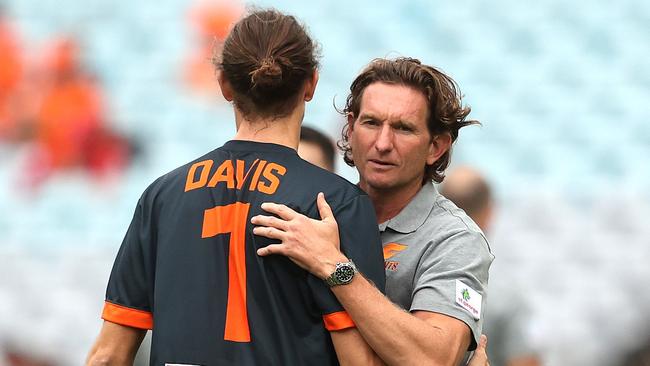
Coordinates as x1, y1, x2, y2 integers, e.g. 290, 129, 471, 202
102, 140, 386, 366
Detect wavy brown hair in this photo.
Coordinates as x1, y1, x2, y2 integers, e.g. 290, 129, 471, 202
338, 57, 479, 183
213, 9, 319, 119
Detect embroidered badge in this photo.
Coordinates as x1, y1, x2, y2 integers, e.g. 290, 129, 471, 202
382, 242, 408, 260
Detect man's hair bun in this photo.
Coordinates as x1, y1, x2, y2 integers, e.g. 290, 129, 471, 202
250, 57, 284, 89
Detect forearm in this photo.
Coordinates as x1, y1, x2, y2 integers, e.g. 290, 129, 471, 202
86, 321, 145, 366
251, 196, 475, 365
86, 343, 137, 366
86, 350, 134, 366
331, 275, 465, 366
331, 327, 386, 366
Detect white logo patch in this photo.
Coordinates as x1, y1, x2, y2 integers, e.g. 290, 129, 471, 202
455, 279, 482, 320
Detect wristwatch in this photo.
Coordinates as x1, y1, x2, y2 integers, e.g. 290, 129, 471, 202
324, 261, 357, 287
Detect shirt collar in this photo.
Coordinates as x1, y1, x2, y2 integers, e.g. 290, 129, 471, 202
378, 181, 438, 234
222, 140, 298, 155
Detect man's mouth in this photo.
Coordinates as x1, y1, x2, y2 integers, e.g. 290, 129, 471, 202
368, 159, 395, 167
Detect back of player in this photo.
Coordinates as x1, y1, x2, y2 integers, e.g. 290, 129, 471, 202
105, 141, 384, 365
90, 9, 385, 366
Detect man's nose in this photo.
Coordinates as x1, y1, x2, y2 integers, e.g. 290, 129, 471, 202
374, 124, 393, 153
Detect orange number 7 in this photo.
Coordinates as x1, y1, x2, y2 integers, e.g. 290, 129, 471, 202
202, 202, 251, 342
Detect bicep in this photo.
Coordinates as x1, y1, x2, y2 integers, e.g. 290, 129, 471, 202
87, 321, 146, 365
413, 310, 472, 365
411, 230, 492, 349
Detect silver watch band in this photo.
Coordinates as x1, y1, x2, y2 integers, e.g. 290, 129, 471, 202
324, 260, 357, 287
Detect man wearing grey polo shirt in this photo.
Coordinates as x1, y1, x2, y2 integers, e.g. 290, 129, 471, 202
253, 57, 493, 365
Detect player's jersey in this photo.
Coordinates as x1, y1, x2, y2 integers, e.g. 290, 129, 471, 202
102, 140, 385, 366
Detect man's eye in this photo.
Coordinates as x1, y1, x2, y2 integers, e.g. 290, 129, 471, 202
362, 119, 379, 126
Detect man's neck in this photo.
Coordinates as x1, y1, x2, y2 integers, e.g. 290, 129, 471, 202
232, 106, 304, 150
362, 181, 424, 224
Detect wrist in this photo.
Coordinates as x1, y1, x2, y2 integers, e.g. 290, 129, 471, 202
317, 254, 350, 280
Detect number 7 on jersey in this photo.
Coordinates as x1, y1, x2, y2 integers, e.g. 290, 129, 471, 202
202, 202, 251, 342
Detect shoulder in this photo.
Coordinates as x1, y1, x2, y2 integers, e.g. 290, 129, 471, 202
138, 149, 221, 204
422, 194, 493, 257
287, 158, 369, 210
432, 194, 483, 234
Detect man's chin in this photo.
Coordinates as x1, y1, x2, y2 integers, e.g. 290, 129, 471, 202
364, 178, 398, 192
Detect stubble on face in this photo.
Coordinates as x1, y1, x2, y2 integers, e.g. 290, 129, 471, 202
348, 83, 434, 197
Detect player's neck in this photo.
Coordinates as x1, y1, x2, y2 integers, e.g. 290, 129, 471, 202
361, 180, 423, 224
232, 105, 303, 150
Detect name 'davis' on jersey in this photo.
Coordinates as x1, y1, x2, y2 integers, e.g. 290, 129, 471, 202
184, 158, 287, 194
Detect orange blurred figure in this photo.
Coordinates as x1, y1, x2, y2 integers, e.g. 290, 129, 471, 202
184, 1, 242, 95
0, 14, 24, 139
189, 0, 242, 41
34, 37, 104, 170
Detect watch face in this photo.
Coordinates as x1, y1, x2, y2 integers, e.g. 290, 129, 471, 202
336, 264, 355, 283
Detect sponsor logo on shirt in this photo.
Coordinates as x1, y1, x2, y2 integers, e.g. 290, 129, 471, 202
383, 242, 407, 272
383, 242, 407, 259
462, 288, 471, 301
455, 279, 482, 320
384, 261, 399, 271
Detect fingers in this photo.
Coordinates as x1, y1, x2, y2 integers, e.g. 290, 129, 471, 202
467, 334, 489, 366
260, 202, 297, 220
256, 244, 287, 257
316, 192, 334, 220
250, 214, 288, 231
252, 226, 285, 240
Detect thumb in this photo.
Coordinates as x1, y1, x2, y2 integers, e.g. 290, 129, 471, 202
478, 334, 488, 349
467, 334, 488, 366
317, 192, 334, 220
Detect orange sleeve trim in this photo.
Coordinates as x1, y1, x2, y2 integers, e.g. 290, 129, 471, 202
323, 311, 355, 331
102, 301, 153, 330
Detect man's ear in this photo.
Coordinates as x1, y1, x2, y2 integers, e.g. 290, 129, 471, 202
304, 70, 319, 101
427, 133, 452, 165
346, 113, 356, 133
217, 70, 234, 101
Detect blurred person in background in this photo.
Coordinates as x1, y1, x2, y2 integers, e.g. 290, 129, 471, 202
440, 167, 493, 232
298, 125, 336, 171
441, 166, 541, 366
33, 37, 104, 171
183, 0, 242, 96
253, 57, 493, 365
617, 334, 650, 366
0, 6, 24, 141
15, 36, 135, 187
86, 9, 389, 365
4, 348, 56, 366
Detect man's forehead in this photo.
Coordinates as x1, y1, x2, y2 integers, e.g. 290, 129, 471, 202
358, 82, 428, 120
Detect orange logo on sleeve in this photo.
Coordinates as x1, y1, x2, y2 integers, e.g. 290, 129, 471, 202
383, 242, 408, 260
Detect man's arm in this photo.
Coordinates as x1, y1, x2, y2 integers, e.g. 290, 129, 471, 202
252, 193, 475, 366
86, 321, 146, 366
330, 269, 470, 365
330, 327, 386, 366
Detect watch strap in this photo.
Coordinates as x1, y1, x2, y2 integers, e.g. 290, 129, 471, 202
324, 260, 357, 287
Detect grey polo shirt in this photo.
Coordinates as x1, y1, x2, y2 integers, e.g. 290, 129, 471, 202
379, 181, 494, 350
